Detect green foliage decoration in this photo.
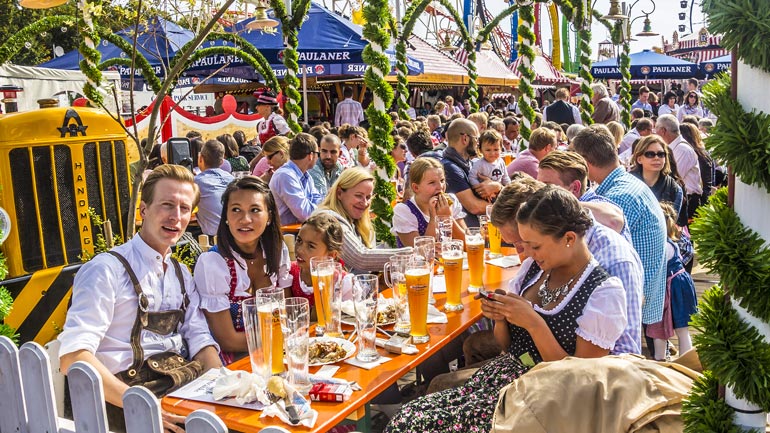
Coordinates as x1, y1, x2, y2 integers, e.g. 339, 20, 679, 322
702, 0, 770, 74
516, 3, 536, 140
77, 0, 105, 106
98, 29, 163, 95
79, 208, 124, 262
0, 15, 76, 64
574, 4, 594, 124
701, 73, 770, 193
362, 0, 396, 246
618, 42, 632, 128
0, 229, 18, 343
271, 0, 311, 134
690, 284, 770, 412
682, 371, 745, 433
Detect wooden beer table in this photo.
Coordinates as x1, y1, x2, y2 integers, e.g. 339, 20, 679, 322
162, 249, 520, 432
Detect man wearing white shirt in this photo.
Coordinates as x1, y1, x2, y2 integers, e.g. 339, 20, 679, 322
59, 165, 221, 431
656, 114, 702, 219
334, 87, 365, 127
618, 118, 653, 158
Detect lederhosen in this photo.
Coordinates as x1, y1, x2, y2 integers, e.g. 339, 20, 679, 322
220, 258, 250, 365
65, 251, 203, 432
396, 200, 429, 248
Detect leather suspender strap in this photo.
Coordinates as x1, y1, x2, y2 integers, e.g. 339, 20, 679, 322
170, 258, 190, 318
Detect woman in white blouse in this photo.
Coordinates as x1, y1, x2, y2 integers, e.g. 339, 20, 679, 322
314, 167, 411, 274
385, 186, 627, 433
193, 176, 290, 364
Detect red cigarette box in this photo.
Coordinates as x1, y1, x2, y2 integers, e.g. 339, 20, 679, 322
309, 383, 352, 402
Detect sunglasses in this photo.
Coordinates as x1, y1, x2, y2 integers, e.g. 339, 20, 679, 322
266, 151, 280, 160
643, 151, 667, 159
398, 144, 407, 150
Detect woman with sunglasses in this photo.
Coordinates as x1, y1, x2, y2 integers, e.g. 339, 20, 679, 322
250, 135, 289, 183
677, 91, 704, 122
629, 135, 684, 219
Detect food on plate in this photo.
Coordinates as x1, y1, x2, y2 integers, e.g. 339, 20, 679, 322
377, 303, 398, 324
309, 340, 348, 364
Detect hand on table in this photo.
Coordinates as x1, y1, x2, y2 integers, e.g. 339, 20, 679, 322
162, 410, 186, 433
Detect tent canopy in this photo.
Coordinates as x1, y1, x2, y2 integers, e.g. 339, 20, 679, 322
40, 17, 193, 77
701, 53, 731, 77
509, 54, 573, 85
591, 50, 698, 79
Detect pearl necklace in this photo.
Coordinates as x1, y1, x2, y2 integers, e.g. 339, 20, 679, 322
537, 261, 590, 306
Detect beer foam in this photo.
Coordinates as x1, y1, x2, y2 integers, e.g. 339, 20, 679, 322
466, 234, 484, 245
442, 251, 463, 260
315, 269, 334, 278
405, 269, 431, 277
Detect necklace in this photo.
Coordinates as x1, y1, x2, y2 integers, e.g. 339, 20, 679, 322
537, 260, 591, 306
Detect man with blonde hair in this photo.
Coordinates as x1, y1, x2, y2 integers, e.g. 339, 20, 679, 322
543, 87, 582, 126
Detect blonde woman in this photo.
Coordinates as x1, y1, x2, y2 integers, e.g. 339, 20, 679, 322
314, 167, 410, 273
250, 135, 289, 183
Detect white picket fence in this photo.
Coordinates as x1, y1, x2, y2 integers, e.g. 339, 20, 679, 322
0, 336, 233, 433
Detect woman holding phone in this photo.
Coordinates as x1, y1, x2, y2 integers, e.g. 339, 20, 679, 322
385, 186, 628, 433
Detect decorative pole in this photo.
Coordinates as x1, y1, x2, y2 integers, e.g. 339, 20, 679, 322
362, 0, 397, 246
575, 0, 594, 125
271, 0, 310, 134
77, 0, 105, 106
618, 40, 631, 128
515, 0, 536, 142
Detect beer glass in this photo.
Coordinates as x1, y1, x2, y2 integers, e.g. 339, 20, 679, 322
255, 286, 285, 375
405, 256, 431, 344
241, 297, 271, 380
284, 297, 311, 393
414, 236, 436, 305
310, 256, 335, 336
441, 240, 465, 311
436, 215, 453, 242
486, 204, 502, 258
324, 262, 344, 338
384, 254, 411, 333
466, 227, 485, 293
352, 274, 380, 362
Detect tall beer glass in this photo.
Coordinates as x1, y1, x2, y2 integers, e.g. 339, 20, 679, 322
441, 240, 464, 311
486, 204, 502, 258
405, 257, 431, 344
241, 297, 271, 380
384, 254, 411, 333
255, 286, 285, 375
310, 256, 335, 336
466, 227, 485, 293
414, 236, 436, 305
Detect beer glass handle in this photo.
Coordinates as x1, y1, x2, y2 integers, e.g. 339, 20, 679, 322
383, 263, 393, 288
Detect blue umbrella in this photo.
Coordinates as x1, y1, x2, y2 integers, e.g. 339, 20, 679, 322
701, 54, 731, 77
591, 49, 698, 79
39, 17, 193, 77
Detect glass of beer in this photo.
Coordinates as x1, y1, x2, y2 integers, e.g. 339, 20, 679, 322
414, 236, 436, 305
441, 240, 465, 311
405, 256, 432, 344
384, 254, 411, 334
310, 256, 335, 336
465, 227, 485, 293
241, 297, 271, 380
352, 274, 380, 362
486, 204, 502, 258
503, 152, 513, 165
255, 287, 286, 375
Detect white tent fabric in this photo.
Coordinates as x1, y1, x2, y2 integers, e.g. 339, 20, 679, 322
0, 64, 121, 112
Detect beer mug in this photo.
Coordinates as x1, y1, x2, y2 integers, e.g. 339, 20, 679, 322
384, 254, 411, 334
405, 256, 432, 344
441, 240, 465, 311
486, 204, 502, 258
465, 227, 485, 293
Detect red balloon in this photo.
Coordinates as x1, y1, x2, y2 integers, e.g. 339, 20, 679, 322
221, 94, 237, 113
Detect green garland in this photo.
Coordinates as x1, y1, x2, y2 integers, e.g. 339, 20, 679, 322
689, 188, 770, 321
0, 15, 76, 64
682, 371, 744, 433
0, 232, 17, 343
515, 2, 536, 141
701, 74, 770, 193
574, 3, 594, 125
466, 45, 479, 113
78, 0, 104, 106
271, 0, 310, 134
99, 29, 163, 95
690, 284, 770, 412
362, 0, 397, 246
618, 43, 631, 128
702, 0, 770, 74
395, 27, 410, 121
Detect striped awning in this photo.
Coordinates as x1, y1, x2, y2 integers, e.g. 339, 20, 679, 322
509, 54, 573, 85
671, 48, 729, 64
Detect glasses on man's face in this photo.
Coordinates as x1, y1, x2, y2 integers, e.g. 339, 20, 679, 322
643, 151, 667, 159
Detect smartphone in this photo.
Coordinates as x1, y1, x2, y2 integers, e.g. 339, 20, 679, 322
475, 288, 503, 304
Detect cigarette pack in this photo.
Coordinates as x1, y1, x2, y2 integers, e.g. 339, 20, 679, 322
309, 383, 353, 402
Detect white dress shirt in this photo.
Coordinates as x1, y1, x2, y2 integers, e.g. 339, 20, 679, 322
58, 235, 219, 374
668, 135, 703, 195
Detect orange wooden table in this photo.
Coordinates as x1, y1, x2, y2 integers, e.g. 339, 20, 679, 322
281, 223, 302, 234
162, 250, 520, 432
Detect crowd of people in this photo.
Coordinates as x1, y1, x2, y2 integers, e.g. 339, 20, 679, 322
57, 82, 713, 432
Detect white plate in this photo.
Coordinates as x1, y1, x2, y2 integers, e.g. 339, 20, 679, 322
308, 337, 356, 366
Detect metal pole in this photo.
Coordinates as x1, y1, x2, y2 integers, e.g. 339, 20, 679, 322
303, 64, 309, 124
